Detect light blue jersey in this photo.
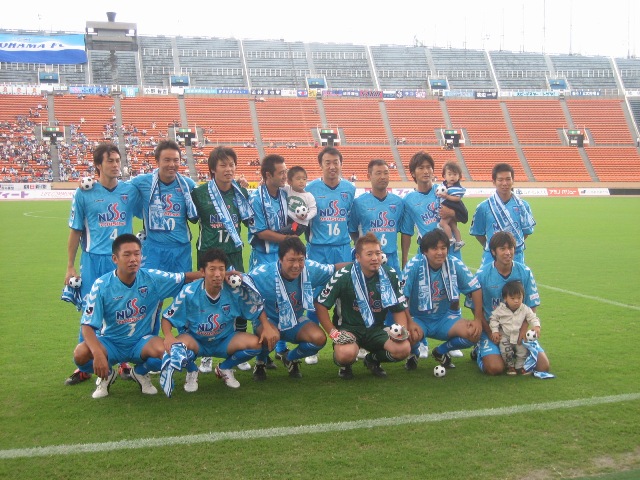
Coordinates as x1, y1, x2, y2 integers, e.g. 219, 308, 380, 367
248, 185, 288, 256
81, 268, 185, 343
399, 188, 440, 239
129, 173, 196, 246
68, 182, 141, 255
402, 254, 480, 322
306, 178, 355, 247
163, 279, 263, 344
249, 260, 334, 325
348, 192, 404, 259
470, 196, 535, 265
465, 261, 540, 319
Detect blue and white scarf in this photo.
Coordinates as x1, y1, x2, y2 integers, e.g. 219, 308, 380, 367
235, 273, 264, 314
487, 192, 536, 249
275, 264, 314, 330
522, 340, 556, 379
60, 285, 83, 311
351, 262, 398, 328
159, 342, 196, 398
258, 184, 287, 231
148, 169, 198, 230
208, 179, 254, 248
415, 254, 458, 312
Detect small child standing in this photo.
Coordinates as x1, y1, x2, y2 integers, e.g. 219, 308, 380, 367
436, 161, 468, 251
280, 165, 317, 236
490, 280, 541, 376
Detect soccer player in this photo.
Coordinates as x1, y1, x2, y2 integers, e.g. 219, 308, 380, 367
161, 248, 279, 391
464, 231, 549, 375
306, 146, 356, 265
470, 163, 536, 266
71, 234, 201, 398
191, 146, 255, 373
248, 154, 291, 269
401, 229, 484, 371
249, 237, 339, 380
315, 233, 410, 380
348, 158, 404, 274
64, 143, 141, 386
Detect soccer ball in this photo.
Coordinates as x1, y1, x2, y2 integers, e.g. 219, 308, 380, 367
434, 365, 446, 378
380, 252, 387, 264
68, 276, 82, 288
136, 230, 147, 242
80, 177, 96, 190
526, 329, 538, 342
227, 274, 242, 288
435, 184, 448, 196
295, 205, 308, 219
388, 323, 403, 337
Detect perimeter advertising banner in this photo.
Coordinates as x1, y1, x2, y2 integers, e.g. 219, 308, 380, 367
0, 34, 87, 64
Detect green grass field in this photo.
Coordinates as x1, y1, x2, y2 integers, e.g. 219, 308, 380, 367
0, 197, 639, 479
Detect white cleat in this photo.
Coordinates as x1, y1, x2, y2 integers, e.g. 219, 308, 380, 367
357, 348, 368, 360
130, 369, 158, 395
199, 357, 213, 373
215, 365, 240, 389
236, 362, 252, 371
184, 371, 199, 393
304, 355, 319, 365
92, 370, 117, 399
418, 344, 430, 359
450, 349, 464, 358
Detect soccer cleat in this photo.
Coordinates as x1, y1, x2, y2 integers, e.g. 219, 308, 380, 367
507, 366, 517, 376
356, 348, 368, 360
65, 369, 91, 386
304, 354, 319, 365
454, 240, 466, 252
184, 371, 199, 392
265, 355, 277, 370
404, 354, 419, 371
418, 344, 430, 359
215, 365, 241, 388
118, 362, 132, 380
92, 370, 117, 399
236, 362, 252, 371
432, 349, 456, 368
470, 345, 479, 362
282, 358, 302, 379
253, 362, 267, 381
198, 357, 213, 373
130, 369, 158, 395
274, 349, 289, 362
519, 368, 533, 376
364, 355, 387, 378
338, 364, 354, 380
450, 349, 464, 358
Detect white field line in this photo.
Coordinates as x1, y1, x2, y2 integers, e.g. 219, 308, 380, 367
536, 283, 640, 311
1, 393, 638, 460
23, 211, 66, 219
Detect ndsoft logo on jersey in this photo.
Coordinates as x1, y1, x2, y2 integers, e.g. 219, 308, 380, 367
209, 211, 239, 228
198, 313, 226, 337
319, 199, 347, 221
115, 298, 147, 324
162, 194, 182, 218
369, 211, 396, 231
98, 203, 127, 227
420, 201, 439, 226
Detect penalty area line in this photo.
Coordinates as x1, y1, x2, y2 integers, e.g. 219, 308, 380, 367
1, 392, 639, 460
537, 283, 640, 311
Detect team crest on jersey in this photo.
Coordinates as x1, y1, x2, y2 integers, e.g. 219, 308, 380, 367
222, 304, 231, 315
138, 286, 148, 297
85, 306, 94, 315
389, 204, 397, 212
341, 192, 349, 201
120, 194, 128, 204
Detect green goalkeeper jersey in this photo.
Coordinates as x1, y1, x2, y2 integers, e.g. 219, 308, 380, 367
317, 263, 405, 330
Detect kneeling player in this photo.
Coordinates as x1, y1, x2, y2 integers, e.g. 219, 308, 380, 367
315, 233, 410, 379
161, 248, 279, 391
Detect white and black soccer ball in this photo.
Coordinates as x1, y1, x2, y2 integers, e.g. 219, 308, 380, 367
295, 205, 308, 219
68, 276, 82, 288
388, 323, 403, 337
434, 365, 446, 378
380, 252, 387, 264
435, 184, 448, 196
525, 329, 538, 342
136, 230, 147, 242
227, 274, 242, 289
80, 177, 96, 190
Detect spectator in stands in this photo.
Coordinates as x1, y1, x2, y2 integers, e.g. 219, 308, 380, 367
437, 161, 468, 252
470, 163, 535, 266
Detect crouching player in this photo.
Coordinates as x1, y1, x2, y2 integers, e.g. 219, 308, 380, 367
72, 234, 200, 399
315, 233, 410, 380
161, 248, 279, 392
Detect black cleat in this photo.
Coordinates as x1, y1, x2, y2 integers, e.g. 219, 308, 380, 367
432, 349, 455, 368
283, 358, 302, 379
338, 364, 354, 380
253, 362, 267, 381
364, 355, 387, 378
404, 354, 419, 371
470, 345, 479, 362
265, 355, 277, 370
65, 369, 91, 386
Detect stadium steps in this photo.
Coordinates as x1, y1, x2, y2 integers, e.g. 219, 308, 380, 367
500, 101, 534, 181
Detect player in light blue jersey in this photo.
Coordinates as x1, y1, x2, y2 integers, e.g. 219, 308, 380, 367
64, 143, 141, 386
463, 231, 548, 375
249, 237, 337, 380
161, 249, 278, 391
348, 159, 404, 273
129, 140, 197, 274
248, 154, 293, 269
72, 234, 202, 398
402, 229, 483, 372
306, 146, 356, 265
470, 163, 536, 266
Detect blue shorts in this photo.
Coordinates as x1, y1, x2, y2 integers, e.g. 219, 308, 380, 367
307, 243, 351, 264
384, 252, 401, 275
96, 334, 155, 365
142, 240, 192, 273
253, 317, 313, 344
79, 252, 114, 299
412, 310, 461, 342
193, 332, 236, 359
249, 249, 279, 270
